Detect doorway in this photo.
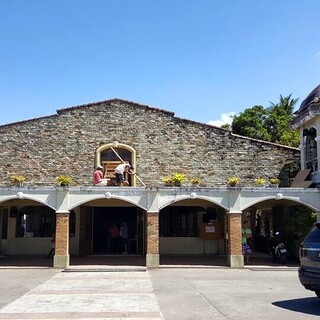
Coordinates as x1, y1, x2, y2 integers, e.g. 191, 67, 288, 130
92, 207, 141, 255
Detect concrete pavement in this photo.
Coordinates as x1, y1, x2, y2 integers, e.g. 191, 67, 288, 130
151, 267, 320, 320
0, 265, 319, 320
0, 268, 162, 319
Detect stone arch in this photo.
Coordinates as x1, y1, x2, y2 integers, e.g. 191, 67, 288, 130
95, 142, 137, 186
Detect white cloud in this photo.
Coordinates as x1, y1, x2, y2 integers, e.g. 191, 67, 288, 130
208, 112, 235, 127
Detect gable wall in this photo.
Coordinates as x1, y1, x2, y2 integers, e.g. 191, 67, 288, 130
0, 101, 300, 187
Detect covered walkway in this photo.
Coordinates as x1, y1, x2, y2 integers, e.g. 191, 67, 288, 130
0, 253, 299, 269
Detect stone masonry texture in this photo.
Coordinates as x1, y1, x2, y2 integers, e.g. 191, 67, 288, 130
0, 99, 300, 187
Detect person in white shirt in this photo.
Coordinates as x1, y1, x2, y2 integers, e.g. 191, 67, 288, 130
114, 163, 133, 186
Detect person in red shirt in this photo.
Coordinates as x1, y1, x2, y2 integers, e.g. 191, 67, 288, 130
108, 223, 119, 253
93, 165, 109, 186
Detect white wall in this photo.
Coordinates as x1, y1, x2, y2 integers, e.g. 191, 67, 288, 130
1, 210, 81, 255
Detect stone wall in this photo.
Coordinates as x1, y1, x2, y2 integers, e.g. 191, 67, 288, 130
0, 99, 300, 187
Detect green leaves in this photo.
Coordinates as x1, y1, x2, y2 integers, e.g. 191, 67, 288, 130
231, 95, 299, 147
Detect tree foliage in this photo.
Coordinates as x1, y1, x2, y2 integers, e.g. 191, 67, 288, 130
221, 123, 231, 130
231, 94, 299, 147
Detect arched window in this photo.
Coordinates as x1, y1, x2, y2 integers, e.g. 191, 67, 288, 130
95, 143, 136, 186
304, 127, 317, 172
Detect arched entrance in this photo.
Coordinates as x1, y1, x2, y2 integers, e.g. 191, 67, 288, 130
159, 199, 228, 266
242, 198, 316, 263
95, 143, 137, 186
92, 206, 142, 254
0, 201, 58, 255
70, 198, 146, 266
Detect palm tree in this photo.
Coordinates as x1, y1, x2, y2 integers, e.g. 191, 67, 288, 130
270, 94, 299, 114
267, 94, 299, 146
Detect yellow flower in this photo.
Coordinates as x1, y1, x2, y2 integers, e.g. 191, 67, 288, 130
11, 175, 26, 183
269, 178, 280, 184
162, 177, 173, 184
55, 175, 73, 187
227, 176, 239, 186
255, 178, 266, 185
171, 173, 187, 184
191, 178, 201, 184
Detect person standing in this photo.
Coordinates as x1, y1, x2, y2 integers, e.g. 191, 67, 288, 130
120, 221, 129, 254
47, 232, 55, 258
93, 165, 109, 186
114, 163, 133, 186
108, 222, 119, 253
242, 220, 253, 264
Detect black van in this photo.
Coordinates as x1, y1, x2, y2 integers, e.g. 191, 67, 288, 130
298, 222, 320, 299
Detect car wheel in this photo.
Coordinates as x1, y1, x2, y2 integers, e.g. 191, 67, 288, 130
315, 291, 320, 299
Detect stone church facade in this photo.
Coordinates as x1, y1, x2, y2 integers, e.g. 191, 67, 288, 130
0, 97, 319, 269
0, 99, 299, 187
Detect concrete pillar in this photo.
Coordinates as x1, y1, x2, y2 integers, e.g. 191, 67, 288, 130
146, 211, 159, 268
53, 211, 70, 268
227, 212, 244, 268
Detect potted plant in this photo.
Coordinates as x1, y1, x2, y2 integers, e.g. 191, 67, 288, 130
55, 175, 73, 188
162, 176, 173, 187
254, 177, 266, 187
269, 178, 280, 187
171, 173, 187, 187
227, 176, 239, 187
191, 178, 201, 186
11, 175, 26, 187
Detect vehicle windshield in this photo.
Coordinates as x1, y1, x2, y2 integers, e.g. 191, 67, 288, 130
305, 223, 320, 243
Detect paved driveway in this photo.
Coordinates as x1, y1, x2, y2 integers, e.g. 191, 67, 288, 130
0, 267, 59, 309
0, 266, 319, 319
151, 267, 320, 320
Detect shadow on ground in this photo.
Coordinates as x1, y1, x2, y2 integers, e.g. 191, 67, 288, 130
273, 297, 320, 316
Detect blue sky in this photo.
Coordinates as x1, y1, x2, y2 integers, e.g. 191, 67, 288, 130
1, 0, 320, 126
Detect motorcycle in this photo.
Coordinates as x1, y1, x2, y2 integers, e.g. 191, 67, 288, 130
266, 231, 288, 264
